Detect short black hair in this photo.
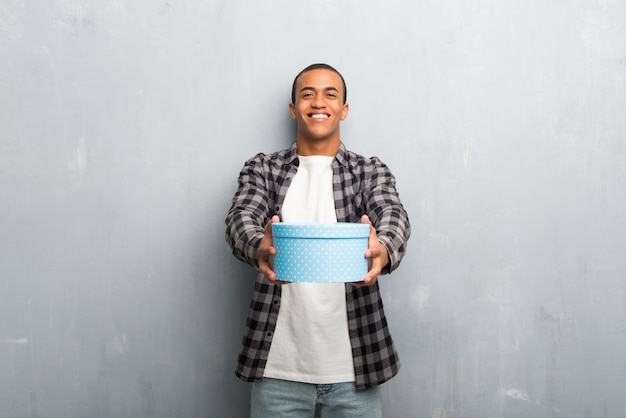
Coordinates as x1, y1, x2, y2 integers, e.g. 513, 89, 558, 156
291, 63, 347, 104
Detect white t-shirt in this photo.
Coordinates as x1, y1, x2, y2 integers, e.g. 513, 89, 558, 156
263, 155, 355, 383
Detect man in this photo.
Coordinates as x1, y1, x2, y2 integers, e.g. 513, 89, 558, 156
225, 63, 410, 417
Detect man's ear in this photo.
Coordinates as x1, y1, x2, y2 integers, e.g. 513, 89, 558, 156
340, 103, 350, 121
289, 102, 297, 120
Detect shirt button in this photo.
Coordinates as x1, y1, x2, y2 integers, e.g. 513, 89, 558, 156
266, 332, 273, 338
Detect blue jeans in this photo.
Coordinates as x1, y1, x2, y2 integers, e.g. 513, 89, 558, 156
250, 378, 382, 418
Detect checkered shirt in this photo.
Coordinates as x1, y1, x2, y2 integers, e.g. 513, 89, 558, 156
225, 142, 411, 390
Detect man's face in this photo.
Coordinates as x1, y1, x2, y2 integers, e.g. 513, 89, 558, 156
289, 69, 349, 143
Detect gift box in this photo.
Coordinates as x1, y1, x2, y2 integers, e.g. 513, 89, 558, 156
272, 223, 370, 283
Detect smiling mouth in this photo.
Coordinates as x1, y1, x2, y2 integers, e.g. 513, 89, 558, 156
309, 113, 329, 120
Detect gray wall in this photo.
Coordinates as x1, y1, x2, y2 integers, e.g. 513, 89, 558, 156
1, 1, 625, 417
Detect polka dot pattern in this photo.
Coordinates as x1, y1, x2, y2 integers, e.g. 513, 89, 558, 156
272, 223, 370, 283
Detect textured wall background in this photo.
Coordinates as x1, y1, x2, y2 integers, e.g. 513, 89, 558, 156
1, 1, 625, 417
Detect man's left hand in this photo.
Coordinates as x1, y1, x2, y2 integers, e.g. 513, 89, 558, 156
354, 214, 389, 287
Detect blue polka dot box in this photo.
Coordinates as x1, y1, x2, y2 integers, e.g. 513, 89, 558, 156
272, 222, 370, 283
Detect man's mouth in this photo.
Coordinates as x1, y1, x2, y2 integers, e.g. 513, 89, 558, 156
309, 113, 329, 120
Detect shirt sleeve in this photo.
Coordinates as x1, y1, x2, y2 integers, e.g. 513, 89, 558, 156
365, 157, 411, 275
224, 154, 271, 269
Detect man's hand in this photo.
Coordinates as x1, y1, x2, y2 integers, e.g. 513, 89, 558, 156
257, 215, 288, 284
355, 214, 390, 287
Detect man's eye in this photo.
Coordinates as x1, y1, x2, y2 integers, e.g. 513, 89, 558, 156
327, 93, 337, 98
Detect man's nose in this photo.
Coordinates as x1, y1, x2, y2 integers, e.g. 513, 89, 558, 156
312, 95, 325, 107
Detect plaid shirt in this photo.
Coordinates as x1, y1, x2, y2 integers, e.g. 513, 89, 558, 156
225, 142, 411, 390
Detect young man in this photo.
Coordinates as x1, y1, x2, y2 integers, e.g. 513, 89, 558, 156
225, 63, 410, 417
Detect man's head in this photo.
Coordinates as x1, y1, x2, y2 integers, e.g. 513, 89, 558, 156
291, 63, 347, 105
289, 64, 350, 153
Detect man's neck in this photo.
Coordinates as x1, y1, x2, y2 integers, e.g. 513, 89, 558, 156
296, 138, 340, 156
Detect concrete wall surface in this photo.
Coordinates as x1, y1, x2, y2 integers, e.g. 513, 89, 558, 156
1, 1, 625, 417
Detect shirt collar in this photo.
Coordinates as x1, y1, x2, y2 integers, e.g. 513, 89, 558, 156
284, 142, 299, 166
287, 142, 349, 167
334, 142, 349, 167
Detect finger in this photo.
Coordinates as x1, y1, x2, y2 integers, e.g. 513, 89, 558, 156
352, 275, 377, 287
267, 215, 280, 230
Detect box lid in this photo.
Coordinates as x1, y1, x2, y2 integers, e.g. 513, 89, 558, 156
272, 223, 370, 239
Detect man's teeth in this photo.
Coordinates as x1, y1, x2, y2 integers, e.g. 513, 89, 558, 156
311, 114, 328, 119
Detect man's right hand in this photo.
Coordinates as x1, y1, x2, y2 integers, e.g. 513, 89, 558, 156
258, 215, 287, 284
